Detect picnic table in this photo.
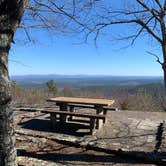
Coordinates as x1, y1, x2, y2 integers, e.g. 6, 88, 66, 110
44, 97, 115, 134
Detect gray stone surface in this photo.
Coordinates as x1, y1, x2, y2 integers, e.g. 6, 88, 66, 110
94, 111, 166, 153
14, 108, 166, 165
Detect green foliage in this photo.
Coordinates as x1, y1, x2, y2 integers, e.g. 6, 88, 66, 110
46, 80, 58, 94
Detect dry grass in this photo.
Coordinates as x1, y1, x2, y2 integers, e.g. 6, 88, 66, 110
11, 83, 166, 112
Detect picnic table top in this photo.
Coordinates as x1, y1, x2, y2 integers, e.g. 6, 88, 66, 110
47, 97, 114, 106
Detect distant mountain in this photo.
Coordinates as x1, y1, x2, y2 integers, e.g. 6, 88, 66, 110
10, 74, 163, 90
11, 74, 163, 80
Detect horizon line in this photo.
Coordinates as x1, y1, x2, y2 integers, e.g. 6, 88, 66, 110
10, 74, 163, 77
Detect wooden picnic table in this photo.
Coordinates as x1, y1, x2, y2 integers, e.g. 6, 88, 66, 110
47, 97, 114, 129
47, 97, 114, 106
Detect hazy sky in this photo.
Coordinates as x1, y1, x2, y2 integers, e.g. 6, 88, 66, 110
9, 1, 163, 76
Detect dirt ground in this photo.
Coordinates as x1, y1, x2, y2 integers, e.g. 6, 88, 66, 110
14, 108, 166, 166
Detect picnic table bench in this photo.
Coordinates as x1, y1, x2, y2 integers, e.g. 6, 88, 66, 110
46, 97, 115, 134
68, 103, 118, 113
42, 110, 106, 134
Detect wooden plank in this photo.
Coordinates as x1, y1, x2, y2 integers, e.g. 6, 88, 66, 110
42, 110, 106, 119
68, 103, 94, 109
47, 97, 114, 106
15, 108, 45, 112
13, 107, 59, 112
68, 103, 118, 111
103, 107, 118, 111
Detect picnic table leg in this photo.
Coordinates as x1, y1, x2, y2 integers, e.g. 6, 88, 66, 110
95, 105, 103, 129
103, 109, 107, 124
68, 105, 74, 121
50, 113, 57, 127
59, 103, 68, 122
90, 118, 95, 135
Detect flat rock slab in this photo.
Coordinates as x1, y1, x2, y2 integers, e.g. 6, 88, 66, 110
94, 111, 166, 151
14, 109, 166, 165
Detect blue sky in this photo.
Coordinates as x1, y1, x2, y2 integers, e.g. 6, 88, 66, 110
9, 1, 163, 77
9, 29, 163, 76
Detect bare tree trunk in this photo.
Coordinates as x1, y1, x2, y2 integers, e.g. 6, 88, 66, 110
0, 20, 18, 166
0, 50, 17, 166
0, 0, 29, 165
163, 64, 166, 90
162, 44, 166, 90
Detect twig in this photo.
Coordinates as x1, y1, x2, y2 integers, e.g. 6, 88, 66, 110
146, 51, 163, 66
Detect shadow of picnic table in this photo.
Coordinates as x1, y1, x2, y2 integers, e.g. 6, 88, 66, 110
18, 118, 91, 137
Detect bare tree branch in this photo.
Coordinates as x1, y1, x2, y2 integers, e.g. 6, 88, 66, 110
154, 0, 163, 10
147, 51, 163, 65
135, 19, 162, 43
136, 0, 160, 21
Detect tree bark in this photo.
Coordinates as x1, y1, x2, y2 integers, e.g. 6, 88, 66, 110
0, 53, 16, 166
159, 14, 165, 89
159, 14, 166, 90
163, 65, 166, 89
0, 0, 29, 165
162, 43, 166, 90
